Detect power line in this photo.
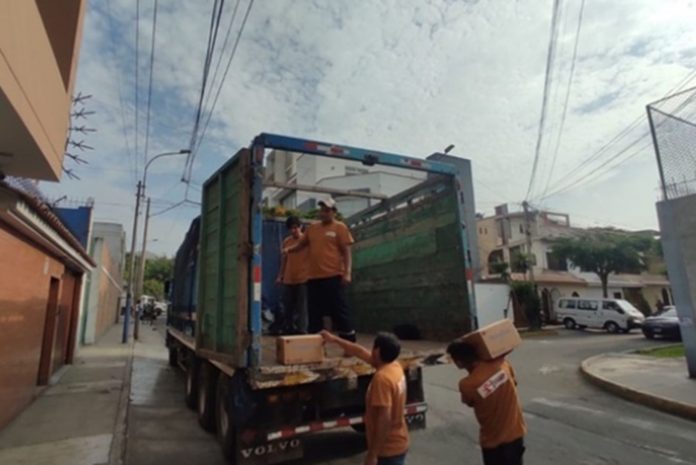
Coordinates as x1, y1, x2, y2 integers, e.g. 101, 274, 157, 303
525, 0, 563, 200
540, 0, 586, 199
105, 0, 138, 186
143, 0, 159, 163
134, 0, 141, 177
539, 71, 696, 199
186, 0, 256, 182
185, 0, 226, 172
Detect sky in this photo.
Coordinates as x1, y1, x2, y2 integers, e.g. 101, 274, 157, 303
41, 0, 696, 256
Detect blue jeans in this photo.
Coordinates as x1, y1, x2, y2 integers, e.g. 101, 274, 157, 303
378, 454, 406, 465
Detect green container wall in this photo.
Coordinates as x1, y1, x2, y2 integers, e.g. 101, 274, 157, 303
348, 177, 471, 341
197, 150, 250, 363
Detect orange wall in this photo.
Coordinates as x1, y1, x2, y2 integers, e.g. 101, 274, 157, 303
0, 224, 65, 428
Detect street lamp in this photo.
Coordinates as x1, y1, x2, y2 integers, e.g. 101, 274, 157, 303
123, 149, 190, 343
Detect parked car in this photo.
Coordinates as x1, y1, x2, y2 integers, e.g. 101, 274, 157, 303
642, 307, 682, 340
557, 298, 645, 334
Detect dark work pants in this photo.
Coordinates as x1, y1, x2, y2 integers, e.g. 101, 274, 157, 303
482, 437, 525, 465
282, 283, 307, 333
307, 276, 354, 338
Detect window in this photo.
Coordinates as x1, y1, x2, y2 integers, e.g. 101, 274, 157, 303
613, 292, 622, 299
603, 301, 625, 314
572, 292, 580, 297
519, 224, 524, 234
479, 227, 483, 234
560, 299, 576, 309
546, 252, 568, 271
485, 228, 488, 234
578, 300, 598, 311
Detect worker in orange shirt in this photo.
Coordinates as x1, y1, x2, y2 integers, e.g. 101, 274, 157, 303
321, 330, 409, 465
276, 216, 309, 334
284, 198, 356, 341
447, 340, 527, 465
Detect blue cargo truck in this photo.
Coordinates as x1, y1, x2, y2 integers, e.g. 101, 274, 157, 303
166, 134, 476, 464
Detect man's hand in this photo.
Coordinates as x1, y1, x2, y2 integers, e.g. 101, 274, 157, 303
363, 453, 378, 465
319, 330, 339, 345
341, 273, 352, 286
275, 276, 283, 286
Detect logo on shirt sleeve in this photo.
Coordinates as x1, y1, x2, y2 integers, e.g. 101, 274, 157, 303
476, 370, 508, 399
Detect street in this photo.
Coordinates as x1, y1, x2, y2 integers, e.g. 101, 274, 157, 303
125, 320, 696, 465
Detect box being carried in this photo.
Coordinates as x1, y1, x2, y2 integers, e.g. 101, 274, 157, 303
277, 335, 325, 365
461, 319, 521, 360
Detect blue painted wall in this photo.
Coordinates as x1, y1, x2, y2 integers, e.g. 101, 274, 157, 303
54, 206, 92, 248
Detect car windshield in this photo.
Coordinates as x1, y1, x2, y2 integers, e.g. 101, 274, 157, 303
617, 300, 641, 314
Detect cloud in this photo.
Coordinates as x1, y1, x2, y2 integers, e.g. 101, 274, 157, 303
42, 0, 696, 256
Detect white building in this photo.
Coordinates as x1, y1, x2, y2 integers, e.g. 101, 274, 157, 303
263, 150, 426, 218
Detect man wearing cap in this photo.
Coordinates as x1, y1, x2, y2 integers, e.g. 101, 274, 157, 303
284, 198, 356, 341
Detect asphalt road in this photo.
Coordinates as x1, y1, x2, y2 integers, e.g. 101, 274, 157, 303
125, 322, 696, 465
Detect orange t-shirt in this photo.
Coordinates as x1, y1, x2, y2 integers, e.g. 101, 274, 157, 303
282, 236, 309, 285
365, 361, 409, 457
305, 221, 354, 279
459, 359, 527, 449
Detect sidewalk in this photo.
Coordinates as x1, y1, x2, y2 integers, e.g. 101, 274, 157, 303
581, 351, 696, 421
0, 323, 133, 465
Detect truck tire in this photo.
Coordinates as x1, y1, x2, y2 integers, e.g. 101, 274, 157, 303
198, 362, 218, 432
216, 372, 238, 464
563, 318, 576, 330
168, 346, 178, 368
185, 355, 200, 410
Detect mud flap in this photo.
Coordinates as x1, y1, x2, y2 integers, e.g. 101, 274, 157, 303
238, 437, 303, 464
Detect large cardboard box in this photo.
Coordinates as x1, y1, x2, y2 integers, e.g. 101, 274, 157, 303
277, 335, 325, 365
462, 318, 521, 360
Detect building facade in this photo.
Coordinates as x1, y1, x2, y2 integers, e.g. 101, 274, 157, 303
0, 0, 86, 180
0, 182, 94, 429
477, 204, 672, 322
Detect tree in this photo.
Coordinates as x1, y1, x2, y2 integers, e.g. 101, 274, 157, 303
510, 281, 542, 330
552, 233, 650, 298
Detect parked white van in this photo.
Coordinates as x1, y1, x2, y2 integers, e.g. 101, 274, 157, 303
556, 298, 645, 333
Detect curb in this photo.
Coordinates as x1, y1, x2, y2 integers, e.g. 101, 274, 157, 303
520, 329, 559, 339
580, 354, 696, 422
109, 337, 135, 465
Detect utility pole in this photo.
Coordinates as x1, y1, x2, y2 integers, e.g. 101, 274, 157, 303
123, 181, 142, 343
522, 200, 536, 284
134, 197, 151, 341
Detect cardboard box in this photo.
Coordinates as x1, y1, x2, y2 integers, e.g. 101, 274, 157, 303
277, 335, 325, 365
461, 319, 521, 360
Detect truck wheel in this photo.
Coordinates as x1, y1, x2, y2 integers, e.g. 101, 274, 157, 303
185, 356, 200, 410
563, 318, 576, 330
198, 362, 218, 432
168, 346, 178, 368
216, 373, 238, 464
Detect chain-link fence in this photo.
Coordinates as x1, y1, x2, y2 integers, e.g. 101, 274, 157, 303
647, 86, 696, 200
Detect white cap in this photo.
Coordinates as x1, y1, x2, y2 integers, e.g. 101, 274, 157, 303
318, 197, 337, 210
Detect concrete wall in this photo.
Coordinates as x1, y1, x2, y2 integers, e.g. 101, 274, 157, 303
0, 1, 85, 180
657, 196, 696, 377
0, 224, 66, 428
81, 238, 122, 344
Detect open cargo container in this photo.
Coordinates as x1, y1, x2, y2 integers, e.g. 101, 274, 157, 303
166, 134, 477, 464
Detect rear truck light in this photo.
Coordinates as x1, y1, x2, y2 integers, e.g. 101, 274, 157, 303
265, 403, 427, 441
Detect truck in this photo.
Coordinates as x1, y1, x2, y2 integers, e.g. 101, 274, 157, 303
166, 134, 477, 464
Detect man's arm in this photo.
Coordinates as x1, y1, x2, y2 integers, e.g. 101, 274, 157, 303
340, 244, 352, 285
320, 330, 371, 362
459, 379, 475, 407
365, 406, 390, 465
277, 253, 288, 284
284, 234, 309, 254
